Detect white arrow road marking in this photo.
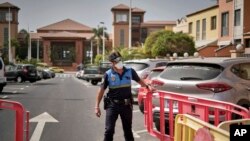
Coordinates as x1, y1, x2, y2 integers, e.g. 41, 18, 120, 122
29, 112, 59, 141
133, 110, 140, 113
132, 129, 140, 138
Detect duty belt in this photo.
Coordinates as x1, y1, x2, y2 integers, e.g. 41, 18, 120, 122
111, 98, 131, 105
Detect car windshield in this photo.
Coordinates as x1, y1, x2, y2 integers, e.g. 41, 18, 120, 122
160, 63, 223, 81
124, 62, 149, 71
26, 65, 36, 70
100, 62, 111, 68
147, 70, 163, 80
84, 69, 99, 74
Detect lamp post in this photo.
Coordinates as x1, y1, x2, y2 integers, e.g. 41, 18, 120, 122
129, 0, 132, 53
90, 40, 93, 64
100, 22, 105, 62
36, 38, 39, 61
28, 30, 33, 61
7, 7, 12, 62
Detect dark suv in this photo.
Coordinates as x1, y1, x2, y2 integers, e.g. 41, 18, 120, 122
5, 64, 37, 83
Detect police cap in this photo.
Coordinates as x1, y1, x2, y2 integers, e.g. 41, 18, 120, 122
108, 51, 122, 62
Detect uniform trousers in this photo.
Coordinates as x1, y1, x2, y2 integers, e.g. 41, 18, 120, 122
104, 102, 134, 141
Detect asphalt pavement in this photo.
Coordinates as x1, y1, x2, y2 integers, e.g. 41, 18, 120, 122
0, 73, 158, 141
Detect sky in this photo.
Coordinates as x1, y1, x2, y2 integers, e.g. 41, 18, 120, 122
2, 0, 217, 33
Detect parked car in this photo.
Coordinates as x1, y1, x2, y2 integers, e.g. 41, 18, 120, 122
151, 57, 250, 133
138, 66, 165, 113
124, 59, 168, 102
5, 64, 37, 83
37, 68, 55, 79
99, 61, 112, 74
49, 67, 64, 73
0, 57, 7, 93
82, 66, 103, 85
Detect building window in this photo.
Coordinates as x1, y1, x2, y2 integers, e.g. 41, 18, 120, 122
211, 16, 217, 30
234, 9, 241, 26
3, 27, 8, 46
188, 22, 193, 34
120, 29, 125, 46
0, 11, 12, 22
245, 39, 250, 48
196, 20, 200, 41
0, 11, 6, 21
132, 16, 141, 24
116, 13, 127, 23
141, 28, 147, 43
221, 12, 229, 37
132, 28, 139, 33
202, 19, 206, 40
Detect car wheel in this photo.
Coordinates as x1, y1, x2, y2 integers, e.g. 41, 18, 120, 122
16, 76, 23, 83
91, 80, 98, 85
155, 120, 169, 134
0, 86, 3, 93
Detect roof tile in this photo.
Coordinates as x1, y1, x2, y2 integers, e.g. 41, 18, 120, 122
37, 19, 92, 31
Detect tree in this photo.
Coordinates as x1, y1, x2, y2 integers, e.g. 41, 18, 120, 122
144, 30, 196, 57
111, 46, 148, 61
144, 30, 166, 56
16, 29, 29, 60
91, 26, 109, 55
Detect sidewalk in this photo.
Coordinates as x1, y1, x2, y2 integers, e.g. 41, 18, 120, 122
64, 71, 77, 74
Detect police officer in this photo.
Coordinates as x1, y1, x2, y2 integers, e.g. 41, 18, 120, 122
95, 51, 150, 141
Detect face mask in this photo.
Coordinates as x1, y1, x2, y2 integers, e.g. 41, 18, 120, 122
115, 61, 123, 69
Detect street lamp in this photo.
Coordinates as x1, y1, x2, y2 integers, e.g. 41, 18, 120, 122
100, 22, 105, 62
37, 38, 39, 61
28, 30, 33, 61
7, 7, 12, 62
129, 0, 132, 53
90, 40, 93, 64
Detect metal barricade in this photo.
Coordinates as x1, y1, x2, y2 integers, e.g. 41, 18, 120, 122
0, 99, 30, 141
174, 114, 229, 141
144, 90, 250, 141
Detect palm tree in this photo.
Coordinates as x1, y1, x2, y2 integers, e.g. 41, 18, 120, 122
91, 26, 109, 55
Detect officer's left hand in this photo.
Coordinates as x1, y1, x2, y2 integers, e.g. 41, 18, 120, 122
146, 84, 155, 92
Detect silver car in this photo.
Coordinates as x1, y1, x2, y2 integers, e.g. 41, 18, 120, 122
124, 59, 168, 102
152, 57, 250, 132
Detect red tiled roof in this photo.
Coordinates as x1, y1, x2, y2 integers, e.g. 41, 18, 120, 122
132, 7, 145, 13
111, 4, 145, 12
186, 5, 218, 17
111, 4, 129, 10
141, 21, 176, 26
30, 32, 94, 39
37, 19, 92, 31
0, 2, 20, 9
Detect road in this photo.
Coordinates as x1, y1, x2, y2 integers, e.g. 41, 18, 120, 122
0, 73, 158, 141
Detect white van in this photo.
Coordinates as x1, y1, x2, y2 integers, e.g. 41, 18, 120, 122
0, 57, 7, 93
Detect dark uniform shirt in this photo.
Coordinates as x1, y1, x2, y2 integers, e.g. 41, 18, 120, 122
101, 67, 140, 100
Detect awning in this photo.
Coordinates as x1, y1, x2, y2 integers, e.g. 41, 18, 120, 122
217, 40, 231, 46
195, 39, 218, 48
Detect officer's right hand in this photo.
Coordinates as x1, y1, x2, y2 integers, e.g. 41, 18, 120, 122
95, 107, 101, 117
